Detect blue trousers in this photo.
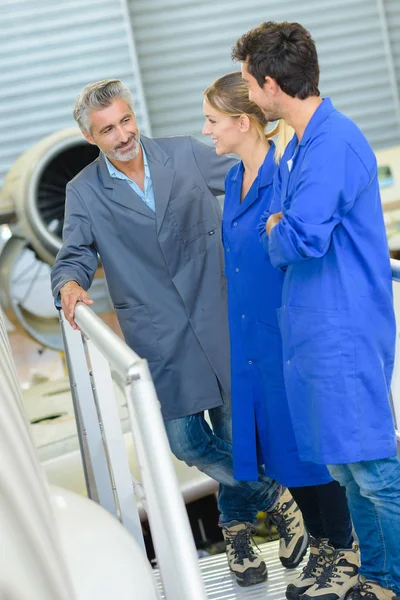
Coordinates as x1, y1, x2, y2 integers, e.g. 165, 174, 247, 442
329, 456, 400, 595
164, 395, 281, 525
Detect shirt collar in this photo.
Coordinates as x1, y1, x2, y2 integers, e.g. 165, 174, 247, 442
229, 140, 276, 186
298, 97, 335, 147
104, 142, 149, 180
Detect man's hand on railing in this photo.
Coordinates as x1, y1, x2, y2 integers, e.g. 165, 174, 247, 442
60, 281, 94, 330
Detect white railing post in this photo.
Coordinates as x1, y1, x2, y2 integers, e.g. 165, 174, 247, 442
125, 362, 207, 600
65, 303, 207, 599
85, 338, 145, 549
59, 310, 117, 515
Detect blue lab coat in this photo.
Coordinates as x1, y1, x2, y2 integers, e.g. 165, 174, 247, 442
223, 146, 332, 485
261, 98, 397, 465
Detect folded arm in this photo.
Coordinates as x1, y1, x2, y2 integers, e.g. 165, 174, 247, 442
268, 139, 370, 269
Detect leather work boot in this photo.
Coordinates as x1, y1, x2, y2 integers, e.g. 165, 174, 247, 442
268, 488, 309, 568
301, 546, 360, 600
286, 537, 334, 600
347, 576, 400, 600
222, 521, 268, 587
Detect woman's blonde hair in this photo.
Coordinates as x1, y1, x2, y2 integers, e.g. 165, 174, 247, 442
203, 71, 293, 162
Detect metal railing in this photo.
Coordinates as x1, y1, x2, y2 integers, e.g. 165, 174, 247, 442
60, 262, 400, 599
59, 304, 207, 600
390, 258, 400, 443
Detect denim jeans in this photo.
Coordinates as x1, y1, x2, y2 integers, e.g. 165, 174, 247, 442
164, 394, 281, 525
328, 456, 400, 595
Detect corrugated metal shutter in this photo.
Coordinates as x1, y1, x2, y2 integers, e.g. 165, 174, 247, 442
129, 0, 400, 149
384, 0, 400, 98
0, 0, 150, 188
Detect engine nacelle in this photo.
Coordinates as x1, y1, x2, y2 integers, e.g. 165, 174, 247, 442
1, 127, 98, 264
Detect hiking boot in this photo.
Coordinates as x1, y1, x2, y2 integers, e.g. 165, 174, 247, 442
347, 576, 399, 600
268, 488, 309, 568
222, 521, 268, 587
302, 546, 360, 600
286, 538, 334, 600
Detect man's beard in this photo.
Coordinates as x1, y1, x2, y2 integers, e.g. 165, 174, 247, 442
107, 132, 141, 161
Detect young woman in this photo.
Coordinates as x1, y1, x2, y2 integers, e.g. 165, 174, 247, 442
202, 72, 357, 600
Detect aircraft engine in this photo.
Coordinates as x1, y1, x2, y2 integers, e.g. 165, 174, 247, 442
0, 128, 110, 351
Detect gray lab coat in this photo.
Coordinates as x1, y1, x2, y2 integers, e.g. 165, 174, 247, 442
51, 135, 236, 419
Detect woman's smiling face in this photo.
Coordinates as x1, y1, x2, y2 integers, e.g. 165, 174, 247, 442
202, 99, 241, 155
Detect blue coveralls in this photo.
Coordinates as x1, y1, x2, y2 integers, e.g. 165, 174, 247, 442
261, 98, 397, 465
223, 146, 332, 486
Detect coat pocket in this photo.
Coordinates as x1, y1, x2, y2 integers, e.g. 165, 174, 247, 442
114, 304, 162, 362
286, 306, 342, 380
181, 215, 218, 244
170, 186, 218, 243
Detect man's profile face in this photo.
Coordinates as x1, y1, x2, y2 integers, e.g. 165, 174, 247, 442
241, 62, 281, 122
84, 98, 141, 161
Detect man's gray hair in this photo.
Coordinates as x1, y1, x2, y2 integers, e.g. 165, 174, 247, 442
73, 79, 134, 133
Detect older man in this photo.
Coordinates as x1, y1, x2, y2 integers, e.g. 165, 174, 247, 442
51, 79, 306, 587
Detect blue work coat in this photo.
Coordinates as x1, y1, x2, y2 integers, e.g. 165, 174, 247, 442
223, 146, 332, 486
261, 98, 397, 465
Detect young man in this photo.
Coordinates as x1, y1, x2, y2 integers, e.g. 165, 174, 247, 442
233, 21, 400, 600
51, 79, 307, 588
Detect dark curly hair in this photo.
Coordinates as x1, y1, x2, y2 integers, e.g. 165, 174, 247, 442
232, 21, 320, 100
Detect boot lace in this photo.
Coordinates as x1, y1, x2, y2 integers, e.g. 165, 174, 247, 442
301, 550, 321, 578
225, 526, 259, 565
269, 502, 293, 541
316, 562, 339, 588
312, 548, 339, 588
357, 581, 381, 600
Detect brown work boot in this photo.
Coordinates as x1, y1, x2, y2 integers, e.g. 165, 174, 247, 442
268, 488, 309, 568
302, 546, 360, 600
347, 576, 400, 600
286, 537, 334, 600
222, 521, 268, 587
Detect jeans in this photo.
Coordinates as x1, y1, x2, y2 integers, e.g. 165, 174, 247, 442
328, 457, 400, 595
290, 480, 353, 549
164, 394, 281, 525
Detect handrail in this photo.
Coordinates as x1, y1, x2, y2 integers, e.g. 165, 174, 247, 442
391, 258, 400, 282
73, 302, 141, 383
60, 303, 207, 600
62, 262, 400, 598
391, 259, 400, 442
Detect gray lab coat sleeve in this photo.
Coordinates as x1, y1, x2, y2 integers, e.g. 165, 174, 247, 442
189, 135, 237, 195
51, 183, 98, 303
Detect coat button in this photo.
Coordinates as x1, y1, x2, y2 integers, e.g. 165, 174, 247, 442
226, 247, 231, 252
233, 222, 238, 226
235, 268, 239, 272
287, 360, 291, 365
241, 314, 245, 319
248, 360, 253, 365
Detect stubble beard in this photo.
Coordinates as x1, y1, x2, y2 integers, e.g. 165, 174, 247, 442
107, 132, 141, 161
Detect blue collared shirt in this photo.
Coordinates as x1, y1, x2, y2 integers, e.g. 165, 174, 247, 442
104, 143, 155, 212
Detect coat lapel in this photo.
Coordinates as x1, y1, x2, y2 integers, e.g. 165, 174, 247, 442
141, 137, 176, 233
97, 152, 155, 219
